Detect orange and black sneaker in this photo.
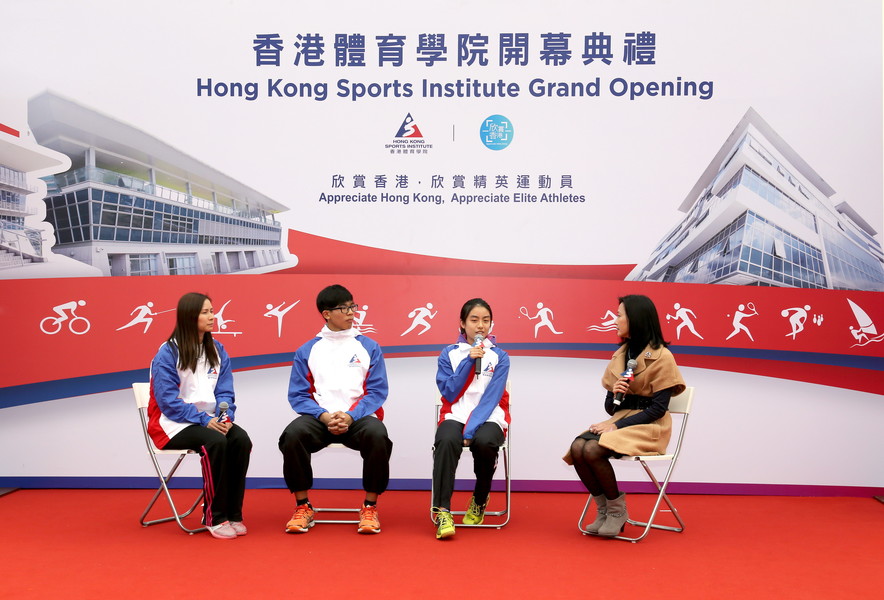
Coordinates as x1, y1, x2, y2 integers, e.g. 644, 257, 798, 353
357, 504, 381, 534
285, 505, 315, 533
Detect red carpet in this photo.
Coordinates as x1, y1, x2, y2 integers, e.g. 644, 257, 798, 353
2, 489, 881, 599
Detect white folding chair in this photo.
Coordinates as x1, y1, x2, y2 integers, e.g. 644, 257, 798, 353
578, 386, 694, 543
312, 443, 362, 525
133, 382, 206, 534
430, 381, 511, 528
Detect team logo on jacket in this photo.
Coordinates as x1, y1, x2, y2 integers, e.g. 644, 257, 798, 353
207, 367, 218, 379
483, 363, 494, 376
349, 354, 362, 367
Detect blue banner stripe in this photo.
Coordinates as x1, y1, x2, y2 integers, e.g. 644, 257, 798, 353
1, 477, 880, 497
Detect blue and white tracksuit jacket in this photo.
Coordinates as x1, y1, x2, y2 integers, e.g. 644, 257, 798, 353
436, 334, 510, 440
148, 339, 235, 448
288, 325, 388, 421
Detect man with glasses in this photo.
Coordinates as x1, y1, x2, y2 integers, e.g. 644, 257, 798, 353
279, 284, 393, 534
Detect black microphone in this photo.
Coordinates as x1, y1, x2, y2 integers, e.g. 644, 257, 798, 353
217, 401, 229, 422
613, 359, 637, 406
473, 334, 485, 376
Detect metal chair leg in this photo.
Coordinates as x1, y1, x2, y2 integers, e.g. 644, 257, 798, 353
613, 461, 685, 543
140, 453, 207, 534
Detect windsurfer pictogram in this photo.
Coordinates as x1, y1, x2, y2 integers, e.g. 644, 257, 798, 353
847, 299, 882, 347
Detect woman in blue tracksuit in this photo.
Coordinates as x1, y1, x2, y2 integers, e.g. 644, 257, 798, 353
148, 292, 252, 540
431, 298, 510, 540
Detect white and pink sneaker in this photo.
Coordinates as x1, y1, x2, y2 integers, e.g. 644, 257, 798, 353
207, 521, 237, 540
228, 521, 247, 536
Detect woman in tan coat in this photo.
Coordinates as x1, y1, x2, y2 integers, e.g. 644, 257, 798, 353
567, 295, 685, 537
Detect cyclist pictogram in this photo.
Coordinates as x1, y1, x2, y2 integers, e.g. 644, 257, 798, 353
40, 300, 91, 335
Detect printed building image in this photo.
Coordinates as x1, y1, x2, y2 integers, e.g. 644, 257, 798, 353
0, 105, 73, 274
28, 92, 289, 276
628, 108, 884, 291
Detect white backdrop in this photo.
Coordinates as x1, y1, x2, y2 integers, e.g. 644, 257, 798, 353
3, 0, 881, 264
2, 357, 882, 490
1, 0, 882, 493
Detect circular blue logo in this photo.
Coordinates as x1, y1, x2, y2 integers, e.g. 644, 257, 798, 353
479, 114, 514, 150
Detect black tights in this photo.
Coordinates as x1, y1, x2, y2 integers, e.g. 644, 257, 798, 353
570, 438, 619, 500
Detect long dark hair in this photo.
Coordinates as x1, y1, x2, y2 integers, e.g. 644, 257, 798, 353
167, 292, 219, 372
619, 294, 669, 356
459, 298, 493, 333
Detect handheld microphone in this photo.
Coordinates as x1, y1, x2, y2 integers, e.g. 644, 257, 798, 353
217, 401, 229, 423
473, 334, 485, 376
613, 359, 637, 406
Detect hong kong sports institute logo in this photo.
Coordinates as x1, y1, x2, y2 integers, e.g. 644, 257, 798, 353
385, 113, 433, 154
480, 114, 513, 150
395, 113, 423, 138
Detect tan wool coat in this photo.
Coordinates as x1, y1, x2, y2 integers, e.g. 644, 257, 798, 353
566, 344, 685, 461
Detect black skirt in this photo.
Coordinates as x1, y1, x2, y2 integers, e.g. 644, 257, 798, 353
574, 430, 624, 458
576, 430, 601, 442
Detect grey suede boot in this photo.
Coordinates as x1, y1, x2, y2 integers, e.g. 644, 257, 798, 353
585, 494, 608, 534
598, 492, 628, 537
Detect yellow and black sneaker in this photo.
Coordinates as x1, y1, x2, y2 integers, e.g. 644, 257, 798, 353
462, 496, 486, 525
433, 508, 455, 539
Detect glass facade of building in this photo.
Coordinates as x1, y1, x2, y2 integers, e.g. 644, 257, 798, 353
0, 165, 44, 261
128, 253, 158, 276
1, 166, 28, 226
819, 220, 884, 290
1, 189, 23, 221
44, 187, 281, 248
662, 211, 828, 288
632, 115, 884, 292
718, 163, 816, 232
28, 93, 290, 276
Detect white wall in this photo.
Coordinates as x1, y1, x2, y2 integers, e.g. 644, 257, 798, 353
2, 356, 881, 490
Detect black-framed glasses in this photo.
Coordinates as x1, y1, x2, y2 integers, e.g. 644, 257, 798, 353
328, 303, 358, 314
